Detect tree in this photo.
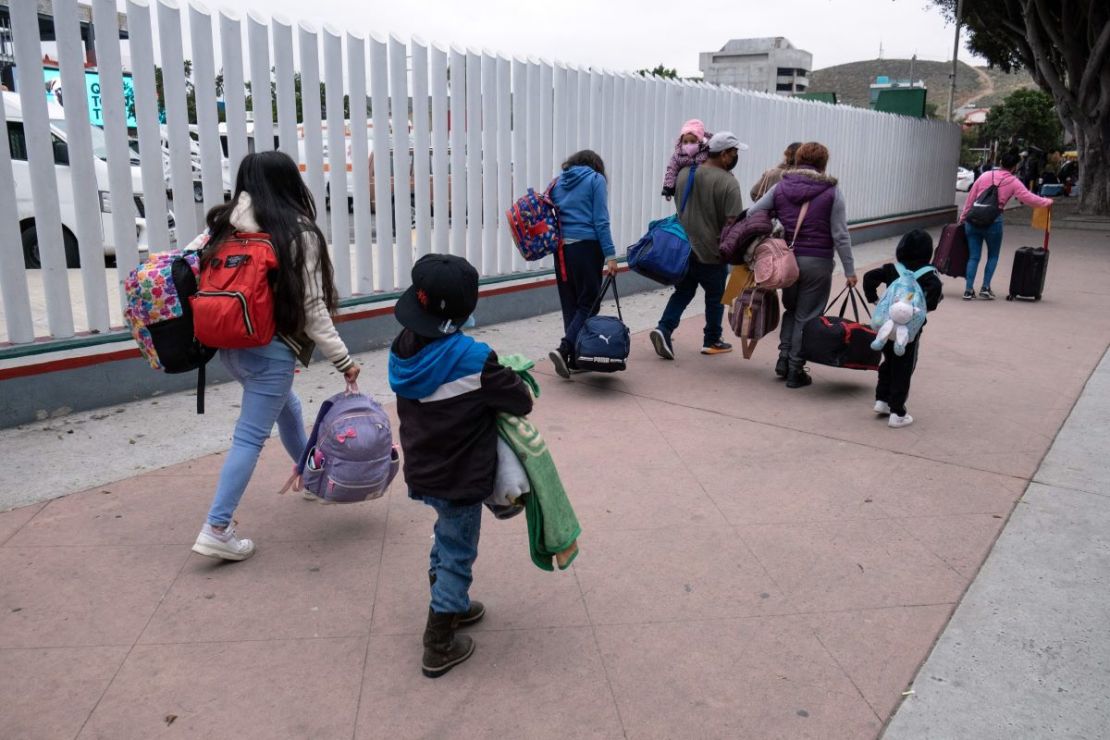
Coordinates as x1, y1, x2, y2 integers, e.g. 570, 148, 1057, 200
981, 88, 1063, 151
931, 1, 1110, 215
636, 65, 678, 79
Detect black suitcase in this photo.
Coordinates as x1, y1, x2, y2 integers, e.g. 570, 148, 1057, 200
1006, 222, 1050, 301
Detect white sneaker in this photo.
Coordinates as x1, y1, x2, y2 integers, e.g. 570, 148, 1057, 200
874, 400, 891, 415
192, 522, 256, 561
888, 413, 914, 429
302, 490, 334, 505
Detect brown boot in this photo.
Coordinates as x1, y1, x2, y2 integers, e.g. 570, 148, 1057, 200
421, 609, 475, 678
428, 571, 485, 626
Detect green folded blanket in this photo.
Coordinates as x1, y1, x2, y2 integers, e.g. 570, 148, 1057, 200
497, 413, 581, 571
496, 354, 580, 571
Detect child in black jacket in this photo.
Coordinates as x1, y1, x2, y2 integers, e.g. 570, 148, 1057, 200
863, 230, 944, 429
388, 255, 534, 679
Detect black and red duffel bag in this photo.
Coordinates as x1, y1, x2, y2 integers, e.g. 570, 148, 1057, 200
800, 287, 881, 371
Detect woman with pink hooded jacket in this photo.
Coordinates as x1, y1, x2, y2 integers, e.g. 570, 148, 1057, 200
660, 119, 712, 200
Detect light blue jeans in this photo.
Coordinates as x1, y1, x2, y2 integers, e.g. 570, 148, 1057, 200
206, 339, 306, 527
964, 217, 1004, 292
425, 496, 483, 614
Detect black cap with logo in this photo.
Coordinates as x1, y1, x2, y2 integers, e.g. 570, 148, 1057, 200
394, 254, 480, 338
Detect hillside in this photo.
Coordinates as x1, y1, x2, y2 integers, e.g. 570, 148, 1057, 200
807, 59, 1036, 111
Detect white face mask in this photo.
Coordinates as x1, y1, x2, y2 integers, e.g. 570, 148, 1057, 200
682, 142, 700, 157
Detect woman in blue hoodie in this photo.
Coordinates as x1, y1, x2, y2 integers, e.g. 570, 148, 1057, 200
547, 150, 619, 379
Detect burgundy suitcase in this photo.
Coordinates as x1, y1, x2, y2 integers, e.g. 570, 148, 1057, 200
729, 285, 781, 359
933, 223, 969, 278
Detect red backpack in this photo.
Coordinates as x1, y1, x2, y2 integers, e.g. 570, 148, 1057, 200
191, 232, 279, 349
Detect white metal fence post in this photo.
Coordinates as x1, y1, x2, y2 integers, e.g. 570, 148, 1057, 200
0, 82, 34, 344
129, 0, 172, 256
369, 34, 395, 290
272, 17, 298, 161
429, 44, 450, 256
55, 0, 108, 333
220, 11, 249, 176
411, 38, 432, 261
299, 23, 327, 239
389, 34, 414, 286
480, 51, 498, 277
324, 25, 351, 296
448, 46, 466, 260
92, 0, 138, 311
464, 49, 482, 269
12, 0, 74, 338
190, 3, 224, 214
510, 56, 528, 274
246, 11, 273, 153
159, 1, 198, 239
347, 32, 374, 294
496, 55, 512, 275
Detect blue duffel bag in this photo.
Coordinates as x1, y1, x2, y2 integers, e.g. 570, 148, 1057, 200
627, 165, 697, 285
575, 275, 630, 373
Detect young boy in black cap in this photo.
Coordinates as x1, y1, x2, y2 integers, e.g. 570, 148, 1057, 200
863, 229, 944, 429
387, 254, 534, 678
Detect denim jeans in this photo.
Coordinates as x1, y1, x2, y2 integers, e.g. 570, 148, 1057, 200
425, 497, 483, 614
555, 239, 604, 358
656, 260, 728, 345
206, 339, 306, 527
964, 218, 1004, 291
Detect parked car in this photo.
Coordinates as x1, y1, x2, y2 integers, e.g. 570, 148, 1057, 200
5, 92, 176, 269
956, 166, 974, 192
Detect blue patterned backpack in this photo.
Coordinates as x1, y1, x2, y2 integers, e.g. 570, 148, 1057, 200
507, 179, 562, 261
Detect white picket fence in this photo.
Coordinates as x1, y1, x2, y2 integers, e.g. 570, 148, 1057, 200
0, 0, 960, 345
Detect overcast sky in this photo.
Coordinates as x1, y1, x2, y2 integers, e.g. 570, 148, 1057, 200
121, 0, 984, 75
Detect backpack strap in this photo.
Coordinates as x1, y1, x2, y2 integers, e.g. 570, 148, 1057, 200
912, 265, 936, 279
789, 201, 810, 249
679, 165, 698, 214
588, 274, 624, 322
283, 397, 335, 490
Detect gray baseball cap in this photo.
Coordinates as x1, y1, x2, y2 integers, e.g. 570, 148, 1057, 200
707, 131, 749, 153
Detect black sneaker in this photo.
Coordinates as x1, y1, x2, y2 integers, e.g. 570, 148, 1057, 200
775, 356, 789, 379
650, 329, 674, 360
548, 350, 571, 379
963, 289, 976, 300
785, 367, 812, 389
700, 341, 733, 356
979, 287, 996, 300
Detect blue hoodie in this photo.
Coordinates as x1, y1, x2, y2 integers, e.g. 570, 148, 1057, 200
550, 166, 616, 258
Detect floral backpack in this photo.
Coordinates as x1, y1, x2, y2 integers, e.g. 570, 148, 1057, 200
123, 233, 216, 412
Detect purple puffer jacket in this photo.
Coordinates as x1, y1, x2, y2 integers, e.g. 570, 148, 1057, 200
773, 168, 838, 259
719, 209, 774, 265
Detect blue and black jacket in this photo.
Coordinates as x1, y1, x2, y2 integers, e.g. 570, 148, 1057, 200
388, 329, 533, 504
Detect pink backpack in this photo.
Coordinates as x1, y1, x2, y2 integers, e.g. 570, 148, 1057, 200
751, 201, 807, 290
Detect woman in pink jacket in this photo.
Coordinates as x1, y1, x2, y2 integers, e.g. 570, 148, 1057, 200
959, 150, 1053, 300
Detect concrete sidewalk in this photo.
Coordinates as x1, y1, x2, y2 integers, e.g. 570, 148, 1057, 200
1, 221, 1108, 739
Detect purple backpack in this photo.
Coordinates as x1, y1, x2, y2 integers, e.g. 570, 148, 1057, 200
296, 384, 400, 503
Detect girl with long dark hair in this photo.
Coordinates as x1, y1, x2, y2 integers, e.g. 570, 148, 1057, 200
191, 151, 359, 561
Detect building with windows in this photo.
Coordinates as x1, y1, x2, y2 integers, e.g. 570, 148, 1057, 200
699, 38, 811, 95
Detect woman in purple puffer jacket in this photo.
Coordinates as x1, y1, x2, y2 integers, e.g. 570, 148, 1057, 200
748, 142, 857, 389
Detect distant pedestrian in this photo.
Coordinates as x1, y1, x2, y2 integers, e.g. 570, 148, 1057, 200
750, 142, 801, 201
959, 150, 1053, 300
191, 151, 359, 562
650, 131, 746, 361
388, 254, 534, 678
547, 150, 619, 379
748, 141, 857, 388
863, 230, 944, 429
660, 119, 711, 200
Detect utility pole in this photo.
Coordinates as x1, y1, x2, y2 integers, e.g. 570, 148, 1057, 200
946, 0, 964, 121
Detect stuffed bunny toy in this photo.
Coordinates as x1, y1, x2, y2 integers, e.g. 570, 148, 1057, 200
871, 296, 919, 356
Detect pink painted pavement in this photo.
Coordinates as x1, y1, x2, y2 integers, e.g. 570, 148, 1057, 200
2, 222, 1109, 739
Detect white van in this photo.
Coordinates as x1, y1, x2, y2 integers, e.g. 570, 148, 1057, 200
4, 92, 175, 269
